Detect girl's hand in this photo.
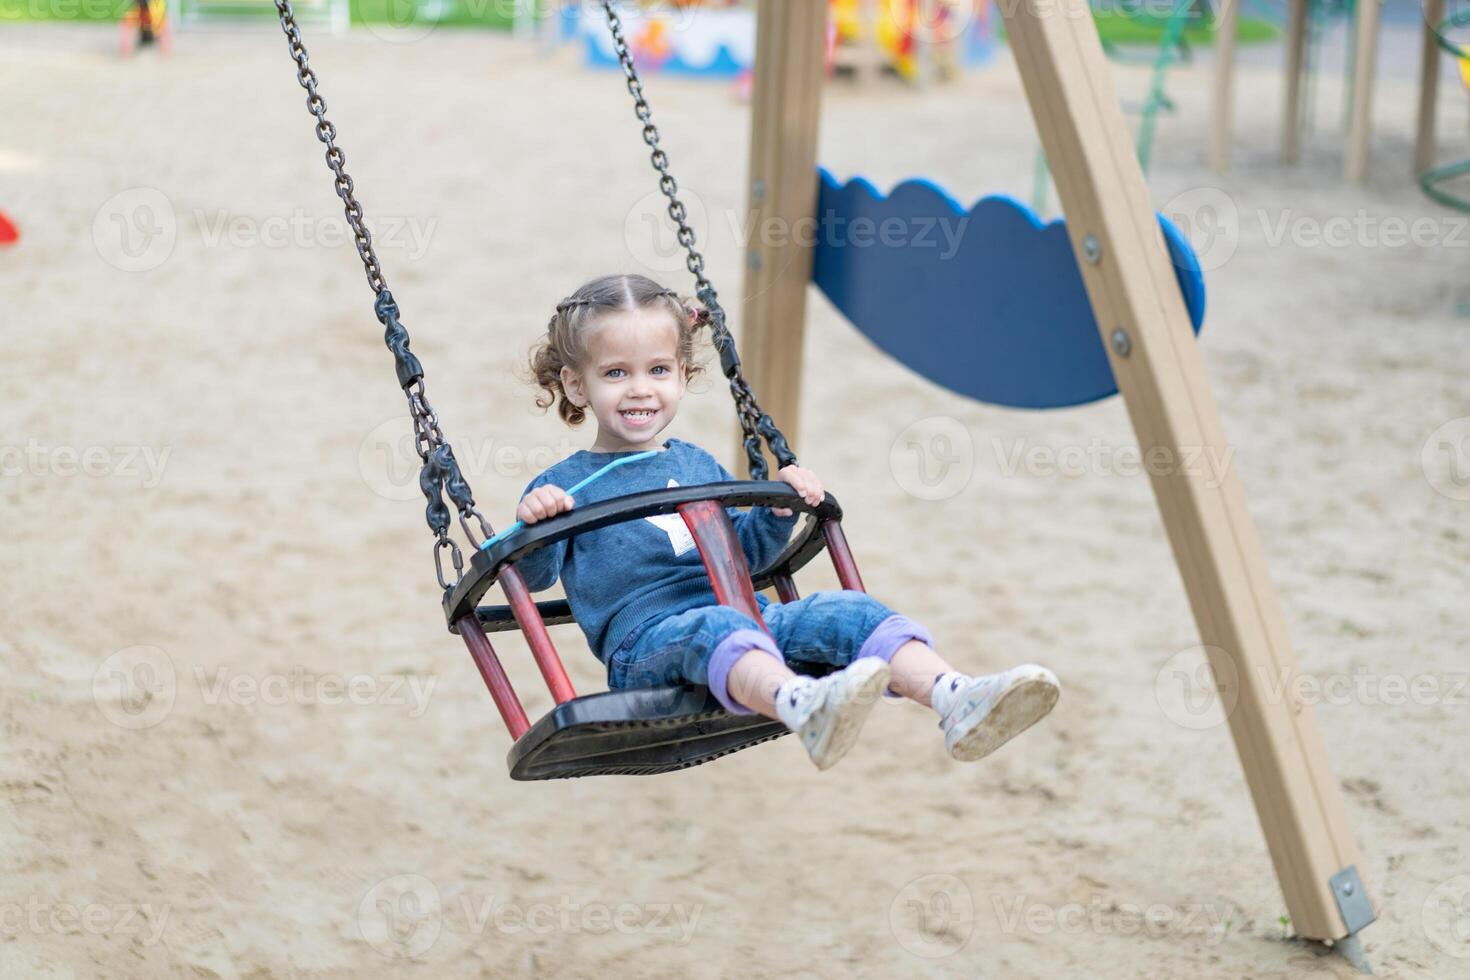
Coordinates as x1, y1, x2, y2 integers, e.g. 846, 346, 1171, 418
771, 465, 824, 517
517, 485, 574, 525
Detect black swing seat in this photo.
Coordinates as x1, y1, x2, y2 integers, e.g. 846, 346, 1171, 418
506, 658, 838, 781
506, 685, 787, 781
445, 482, 845, 780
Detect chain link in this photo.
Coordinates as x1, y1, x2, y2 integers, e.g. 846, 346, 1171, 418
275, 0, 497, 589
275, 0, 386, 294
407, 382, 445, 462
603, 1, 711, 290
600, 0, 797, 479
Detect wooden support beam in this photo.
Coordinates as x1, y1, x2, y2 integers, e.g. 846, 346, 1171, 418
1415, 0, 1446, 175
998, 0, 1370, 944
738, 0, 827, 472
1210, 0, 1240, 172
1345, 0, 1382, 182
1282, 0, 1309, 164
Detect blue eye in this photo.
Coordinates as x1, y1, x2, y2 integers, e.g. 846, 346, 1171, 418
605, 368, 625, 378
651, 366, 669, 375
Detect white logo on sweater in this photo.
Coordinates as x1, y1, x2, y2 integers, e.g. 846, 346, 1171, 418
645, 479, 697, 556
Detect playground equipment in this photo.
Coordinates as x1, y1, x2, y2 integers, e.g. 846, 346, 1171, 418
828, 0, 994, 84
185, 0, 344, 31
1213, 0, 1440, 183
815, 169, 1206, 408
1120, 0, 1210, 173
1294, 0, 1357, 143
274, 1, 1194, 779
577, 0, 756, 77
120, 0, 171, 57
573, 0, 993, 82
1033, 0, 1206, 213
274, 0, 1375, 967
1416, 2, 1470, 212
276, 0, 851, 782
741, 0, 1374, 969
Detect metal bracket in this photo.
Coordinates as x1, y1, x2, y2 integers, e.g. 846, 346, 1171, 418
1330, 865, 1376, 935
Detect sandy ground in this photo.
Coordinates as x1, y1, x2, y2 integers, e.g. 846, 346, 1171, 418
2, 13, 1468, 980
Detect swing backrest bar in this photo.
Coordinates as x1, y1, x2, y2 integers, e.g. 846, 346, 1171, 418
496, 564, 578, 706
676, 500, 774, 637
457, 617, 531, 740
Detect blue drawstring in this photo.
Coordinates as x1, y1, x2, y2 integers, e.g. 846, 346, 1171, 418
479, 449, 661, 552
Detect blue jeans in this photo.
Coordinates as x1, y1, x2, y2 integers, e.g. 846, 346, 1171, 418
606, 590, 933, 714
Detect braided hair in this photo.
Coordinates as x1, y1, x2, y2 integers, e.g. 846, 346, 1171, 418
528, 274, 710, 426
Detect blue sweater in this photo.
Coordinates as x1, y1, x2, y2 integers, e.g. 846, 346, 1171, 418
512, 438, 802, 664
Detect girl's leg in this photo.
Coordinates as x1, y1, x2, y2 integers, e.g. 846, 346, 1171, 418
724, 630, 894, 770
890, 633, 1061, 762
610, 607, 783, 716
725, 649, 797, 720
888, 639, 961, 705
765, 591, 933, 681
609, 605, 878, 735
764, 591, 1060, 761
610, 599, 893, 769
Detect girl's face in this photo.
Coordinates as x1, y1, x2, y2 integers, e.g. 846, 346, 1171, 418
560, 305, 688, 453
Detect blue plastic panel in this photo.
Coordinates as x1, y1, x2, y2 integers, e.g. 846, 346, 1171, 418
811, 168, 1207, 409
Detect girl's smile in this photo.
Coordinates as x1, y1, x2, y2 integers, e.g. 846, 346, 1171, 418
559, 306, 689, 453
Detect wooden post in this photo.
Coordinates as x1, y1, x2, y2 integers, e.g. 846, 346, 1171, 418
998, 0, 1371, 946
1210, 0, 1239, 172
738, 0, 827, 472
1415, 0, 1446, 175
1345, 0, 1382, 182
1282, 0, 1309, 164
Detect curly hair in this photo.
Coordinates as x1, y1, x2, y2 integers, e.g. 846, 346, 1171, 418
527, 273, 710, 426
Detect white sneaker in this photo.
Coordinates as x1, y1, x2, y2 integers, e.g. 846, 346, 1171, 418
937, 665, 1060, 762
776, 658, 891, 770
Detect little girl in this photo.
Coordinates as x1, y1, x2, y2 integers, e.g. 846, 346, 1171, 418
513, 273, 1060, 770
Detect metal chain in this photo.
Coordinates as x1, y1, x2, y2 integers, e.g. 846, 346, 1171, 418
272, 0, 796, 591
274, 0, 384, 294
600, 0, 797, 480
275, 0, 494, 590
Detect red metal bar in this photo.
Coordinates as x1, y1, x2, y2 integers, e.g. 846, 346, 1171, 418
499, 564, 577, 705
772, 573, 800, 604
457, 615, 532, 740
821, 520, 866, 592
677, 500, 772, 635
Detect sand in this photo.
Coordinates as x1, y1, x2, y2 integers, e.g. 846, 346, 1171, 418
2, 14, 1468, 979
